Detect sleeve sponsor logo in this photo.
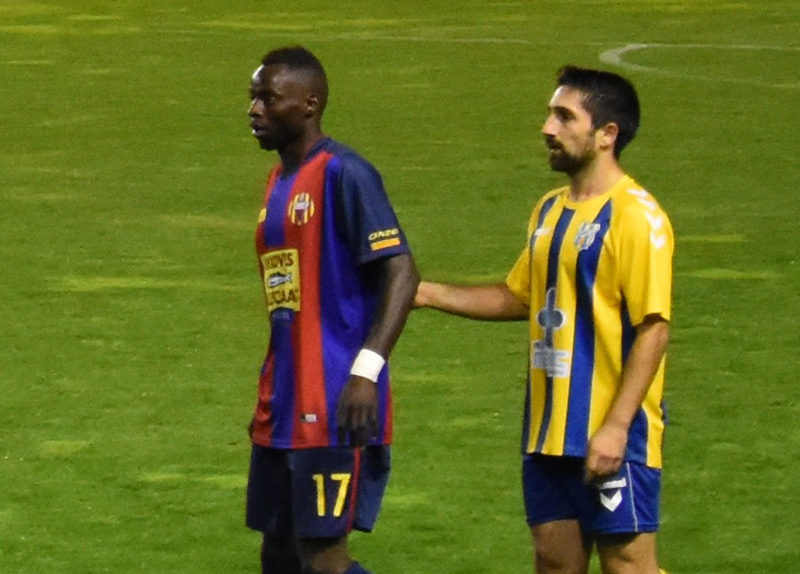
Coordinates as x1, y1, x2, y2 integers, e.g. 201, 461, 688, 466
368, 228, 402, 251
261, 248, 300, 312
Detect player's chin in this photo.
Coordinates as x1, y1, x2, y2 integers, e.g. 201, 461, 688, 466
547, 156, 565, 171
547, 153, 576, 174
255, 136, 277, 151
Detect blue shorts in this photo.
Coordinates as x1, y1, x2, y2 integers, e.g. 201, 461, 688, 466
522, 454, 661, 535
246, 445, 391, 540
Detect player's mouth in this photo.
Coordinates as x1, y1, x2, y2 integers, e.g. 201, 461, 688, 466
250, 122, 269, 137
544, 136, 563, 152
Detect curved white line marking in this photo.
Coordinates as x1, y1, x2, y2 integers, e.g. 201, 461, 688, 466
600, 43, 800, 89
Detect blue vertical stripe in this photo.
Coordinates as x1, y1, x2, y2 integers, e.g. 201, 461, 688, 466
565, 201, 612, 454
319, 157, 365, 445
521, 372, 532, 453
522, 196, 557, 453
620, 301, 648, 462
530, 196, 558, 249
320, 157, 345, 445
535, 207, 574, 453
264, 173, 298, 445
263, 174, 295, 246
319, 156, 385, 446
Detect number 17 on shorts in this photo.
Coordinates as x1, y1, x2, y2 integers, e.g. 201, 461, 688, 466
292, 446, 390, 538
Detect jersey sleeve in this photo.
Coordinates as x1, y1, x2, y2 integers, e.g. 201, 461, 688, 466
505, 214, 537, 306
617, 197, 674, 325
334, 153, 411, 265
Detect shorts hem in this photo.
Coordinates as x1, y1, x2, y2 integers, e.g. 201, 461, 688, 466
592, 523, 660, 535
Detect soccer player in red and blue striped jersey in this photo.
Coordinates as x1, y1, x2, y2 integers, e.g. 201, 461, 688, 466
245, 46, 419, 574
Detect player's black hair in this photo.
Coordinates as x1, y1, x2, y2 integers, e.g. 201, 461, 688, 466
556, 66, 640, 157
262, 46, 329, 114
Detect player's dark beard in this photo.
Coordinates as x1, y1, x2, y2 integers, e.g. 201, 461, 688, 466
548, 144, 596, 175
546, 132, 597, 175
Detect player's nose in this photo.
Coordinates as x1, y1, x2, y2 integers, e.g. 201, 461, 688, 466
249, 98, 264, 117
541, 114, 557, 137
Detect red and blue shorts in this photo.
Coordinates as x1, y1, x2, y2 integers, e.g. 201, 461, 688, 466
247, 444, 390, 540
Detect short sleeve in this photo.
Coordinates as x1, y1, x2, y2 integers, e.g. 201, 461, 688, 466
505, 210, 542, 306
506, 246, 531, 305
334, 153, 411, 265
617, 199, 674, 325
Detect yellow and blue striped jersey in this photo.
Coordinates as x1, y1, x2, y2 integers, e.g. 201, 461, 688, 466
506, 175, 673, 468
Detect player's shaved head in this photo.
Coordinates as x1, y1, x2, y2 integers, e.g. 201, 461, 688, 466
261, 46, 328, 115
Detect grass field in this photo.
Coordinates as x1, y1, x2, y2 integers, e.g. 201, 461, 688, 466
2, 1, 799, 572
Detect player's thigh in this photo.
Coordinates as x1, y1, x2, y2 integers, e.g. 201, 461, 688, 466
524, 455, 592, 573
296, 536, 351, 574
530, 520, 592, 574
523, 454, 590, 527
290, 446, 390, 539
596, 532, 660, 574
261, 531, 302, 574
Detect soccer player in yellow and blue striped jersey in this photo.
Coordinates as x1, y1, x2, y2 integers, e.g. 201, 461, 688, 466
506, 173, 672, 469
415, 66, 673, 574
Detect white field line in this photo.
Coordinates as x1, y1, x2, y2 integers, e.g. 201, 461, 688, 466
599, 43, 800, 89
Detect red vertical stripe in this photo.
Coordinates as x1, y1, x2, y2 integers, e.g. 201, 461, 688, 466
346, 448, 362, 533
283, 152, 333, 447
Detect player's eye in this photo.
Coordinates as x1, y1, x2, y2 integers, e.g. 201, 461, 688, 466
556, 109, 572, 122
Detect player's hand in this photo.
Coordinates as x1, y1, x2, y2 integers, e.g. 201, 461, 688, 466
413, 281, 432, 309
336, 376, 379, 447
585, 422, 628, 483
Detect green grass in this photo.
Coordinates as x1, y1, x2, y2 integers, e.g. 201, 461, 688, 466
2, 1, 799, 572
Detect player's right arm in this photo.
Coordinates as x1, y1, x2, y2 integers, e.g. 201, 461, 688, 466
414, 280, 528, 321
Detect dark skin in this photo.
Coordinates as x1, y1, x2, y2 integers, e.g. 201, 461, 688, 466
336, 253, 419, 446
249, 62, 419, 574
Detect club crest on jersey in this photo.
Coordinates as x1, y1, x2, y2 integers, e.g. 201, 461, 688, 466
574, 222, 601, 251
287, 192, 315, 226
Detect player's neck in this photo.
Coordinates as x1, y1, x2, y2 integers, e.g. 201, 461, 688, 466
567, 157, 625, 202
279, 128, 325, 173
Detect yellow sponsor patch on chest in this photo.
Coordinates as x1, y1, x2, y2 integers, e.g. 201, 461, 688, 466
261, 248, 300, 312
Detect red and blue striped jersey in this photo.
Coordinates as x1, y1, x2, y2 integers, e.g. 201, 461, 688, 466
252, 138, 411, 449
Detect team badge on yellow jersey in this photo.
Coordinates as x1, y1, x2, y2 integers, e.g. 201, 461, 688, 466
574, 221, 601, 251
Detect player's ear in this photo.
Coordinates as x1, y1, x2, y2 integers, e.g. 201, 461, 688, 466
597, 122, 619, 152
305, 94, 320, 117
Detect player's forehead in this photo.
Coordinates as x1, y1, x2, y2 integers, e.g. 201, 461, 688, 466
250, 64, 303, 93
548, 86, 590, 116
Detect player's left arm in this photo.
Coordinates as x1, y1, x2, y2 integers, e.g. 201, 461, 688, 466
585, 191, 674, 482
336, 253, 419, 446
332, 155, 420, 446
585, 315, 669, 482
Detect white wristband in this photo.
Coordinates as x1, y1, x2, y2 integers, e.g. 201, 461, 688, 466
350, 349, 386, 383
